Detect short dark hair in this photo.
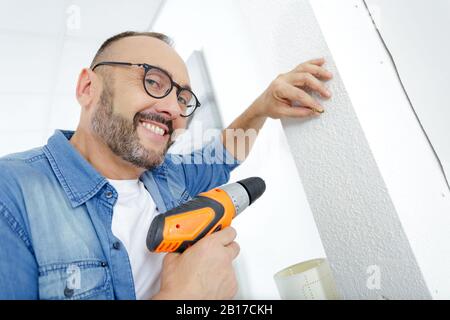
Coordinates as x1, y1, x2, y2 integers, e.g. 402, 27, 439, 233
90, 31, 173, 68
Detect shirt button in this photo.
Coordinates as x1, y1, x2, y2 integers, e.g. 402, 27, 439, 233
113, 242, 121, 250
64, 287, 74, 298
105, 191, 113, 199
101, 262, 108, 267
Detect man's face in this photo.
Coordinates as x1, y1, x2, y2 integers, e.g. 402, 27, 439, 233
90, 36, 189, 170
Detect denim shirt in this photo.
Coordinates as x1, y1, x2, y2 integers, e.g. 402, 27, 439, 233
0, 130, 239, 300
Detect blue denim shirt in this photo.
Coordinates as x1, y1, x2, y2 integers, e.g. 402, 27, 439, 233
0, 130, 239, 299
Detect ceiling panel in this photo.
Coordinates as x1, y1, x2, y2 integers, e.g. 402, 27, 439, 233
0, 33, 57, 94
64, 0, 164, 40
0, 0, 65, 35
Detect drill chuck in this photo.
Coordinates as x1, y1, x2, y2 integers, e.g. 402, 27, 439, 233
220, 177, 266, 215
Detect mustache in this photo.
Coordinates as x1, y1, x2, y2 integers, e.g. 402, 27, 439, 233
134, 112, 174, 135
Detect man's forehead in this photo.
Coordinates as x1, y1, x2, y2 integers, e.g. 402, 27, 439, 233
106, 36, 191, 87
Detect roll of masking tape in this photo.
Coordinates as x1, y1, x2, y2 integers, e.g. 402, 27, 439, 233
274, 258, 340, 300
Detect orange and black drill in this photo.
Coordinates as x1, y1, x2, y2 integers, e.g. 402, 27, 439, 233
146, 177, 266, 253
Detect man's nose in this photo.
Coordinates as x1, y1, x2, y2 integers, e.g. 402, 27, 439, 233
153, 89, 181, 120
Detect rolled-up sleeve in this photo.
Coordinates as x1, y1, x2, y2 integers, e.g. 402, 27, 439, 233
168, 136, 242, 197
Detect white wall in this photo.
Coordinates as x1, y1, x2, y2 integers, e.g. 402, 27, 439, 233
153, 0, 327, 299
311, 0, 450, 299
367, 0, 450, 180
155, 0, 450, 299
245, 0, 430, 299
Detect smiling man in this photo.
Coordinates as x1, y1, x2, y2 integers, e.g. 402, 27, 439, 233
0, 31, 332, 300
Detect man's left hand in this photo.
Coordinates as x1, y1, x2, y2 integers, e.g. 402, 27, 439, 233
251, 57, 333, 119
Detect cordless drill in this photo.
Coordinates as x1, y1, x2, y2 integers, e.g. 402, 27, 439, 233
146, 177, 266, 253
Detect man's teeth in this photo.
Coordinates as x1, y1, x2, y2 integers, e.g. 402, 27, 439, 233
141, 122, 165, 136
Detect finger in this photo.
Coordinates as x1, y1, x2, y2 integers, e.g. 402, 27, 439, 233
296, 63, 333, 80
306, 57, 325, 66
212, 227, 237, 246
276, 83, 324, 113
279, 104, 317, 118
286, 72, 331, 98
226, 241, 240, 260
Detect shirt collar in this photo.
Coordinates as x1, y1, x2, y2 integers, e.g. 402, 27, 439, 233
43, 130, 108, 208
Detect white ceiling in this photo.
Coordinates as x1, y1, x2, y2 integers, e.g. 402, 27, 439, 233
0, 0, 164, 155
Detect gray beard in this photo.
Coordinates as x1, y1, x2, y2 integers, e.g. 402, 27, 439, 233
91, 86, 172, 170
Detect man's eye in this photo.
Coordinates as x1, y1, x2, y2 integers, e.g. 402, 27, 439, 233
177, 96, 187, 105
146, 79, 160, 88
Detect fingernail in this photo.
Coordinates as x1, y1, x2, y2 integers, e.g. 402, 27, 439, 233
315, 106, 325, 113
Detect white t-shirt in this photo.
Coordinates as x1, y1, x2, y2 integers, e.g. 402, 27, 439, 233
108, 178, 166, 300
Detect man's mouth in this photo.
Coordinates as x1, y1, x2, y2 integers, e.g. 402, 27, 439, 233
139, 119, 169, 137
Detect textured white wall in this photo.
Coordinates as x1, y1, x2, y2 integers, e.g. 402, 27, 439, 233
154, 0, 327, 299
311, 0, 450, 299
157, 0, 450, 299
235, 0, 432, 300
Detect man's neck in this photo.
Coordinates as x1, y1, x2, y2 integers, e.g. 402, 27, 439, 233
69, 128, 145, 180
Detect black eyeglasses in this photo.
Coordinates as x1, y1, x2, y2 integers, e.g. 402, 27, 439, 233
91, 61, 201, 117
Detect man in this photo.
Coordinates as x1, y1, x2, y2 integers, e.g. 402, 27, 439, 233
0, 31, 332, 299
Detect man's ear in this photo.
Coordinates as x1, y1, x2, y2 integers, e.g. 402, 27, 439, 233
76, 68, 99, 110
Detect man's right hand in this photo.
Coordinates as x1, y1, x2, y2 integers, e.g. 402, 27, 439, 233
152, 227, 240, 300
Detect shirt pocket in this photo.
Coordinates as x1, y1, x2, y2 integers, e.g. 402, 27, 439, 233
38, 260, 113, 300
